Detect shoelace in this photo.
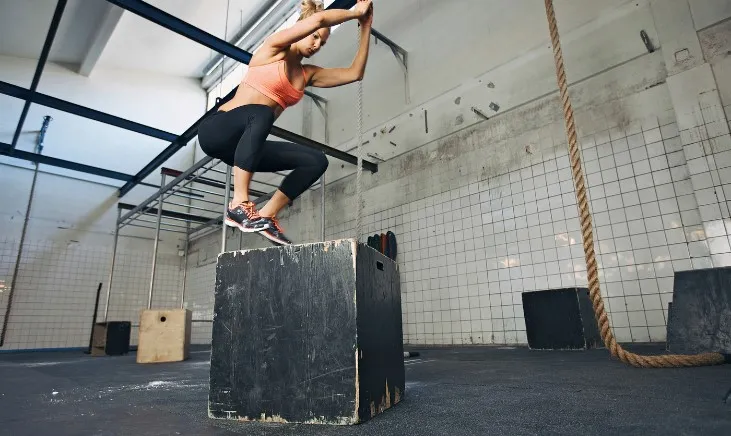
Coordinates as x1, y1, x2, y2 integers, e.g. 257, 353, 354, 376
268, 216, 284, 233
241, 202, 261, 219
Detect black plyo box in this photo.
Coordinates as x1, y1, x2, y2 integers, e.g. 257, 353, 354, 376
667, 267, 731, 354
522, 288, 602, 350
208, 239, 404, 425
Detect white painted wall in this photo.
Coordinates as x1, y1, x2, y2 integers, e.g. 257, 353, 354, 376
0, 55, 207, 350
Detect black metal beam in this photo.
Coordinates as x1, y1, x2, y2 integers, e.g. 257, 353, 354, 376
0, 80, 178, 142
1, 142, 134, 182
114, 0, 375, 197
9, 0, 67, 153
160, 167, 268, 198
327, 0, 357, 9
106, 0, 252, 64
118, 202, 213, 224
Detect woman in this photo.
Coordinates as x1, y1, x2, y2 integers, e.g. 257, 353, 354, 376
197, 0, 374, 246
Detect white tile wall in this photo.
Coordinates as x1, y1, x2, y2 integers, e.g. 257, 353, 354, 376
326, 108, 728, 346
0, 238, 182, 350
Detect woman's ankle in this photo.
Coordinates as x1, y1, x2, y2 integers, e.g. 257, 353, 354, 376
229, 198, 250, 208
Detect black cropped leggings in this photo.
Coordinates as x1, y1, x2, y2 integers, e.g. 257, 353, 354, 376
197, 104, 328, 201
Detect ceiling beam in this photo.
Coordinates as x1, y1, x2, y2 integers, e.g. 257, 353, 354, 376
0, 142, 134, 182
78, 3, 125, 77
9, 0, 67, 154
0, 80, 178, 142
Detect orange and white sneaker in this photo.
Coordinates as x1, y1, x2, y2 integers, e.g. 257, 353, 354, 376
257, 216, 293, 246
225, 201, 269, 233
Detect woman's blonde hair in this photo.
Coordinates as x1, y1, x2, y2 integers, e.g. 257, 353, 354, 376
298, 0, 324, 21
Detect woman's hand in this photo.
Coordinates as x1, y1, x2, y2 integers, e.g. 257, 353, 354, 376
358, 0, 373, 27
354, 0, 373, 22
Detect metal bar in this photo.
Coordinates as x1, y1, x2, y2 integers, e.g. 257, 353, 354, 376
188, 215, 223, 236
180, 225, 189, 309
270, 126, 377, 172
1, 142, 135, 182
106, 0, 252, 64
0, 151, 42, 347
305, 90, 328, 105
10, 0, 67, 152
222, 166, 231, 253
162, 201, 214, 213
320, 173, 326, 241
162, 166, 268, 198
103, 208, 121, 322
327, 0, 357, 9
119, 209, 215, 227
0, 81, 178, 143
178, 185, 225, 198
143, 213, 218, 225
118, 202, 214, 226
189, 224, 223, 242
148, 173, 165, 309
123, 223, 187, 234
201, 0, 279, 77
119, 156, 214, 225
170, 193, 221, 206
371, 28, 407, 57
135, 217, 192, 229
369, 28, 409, 105
312, 98, 329, 143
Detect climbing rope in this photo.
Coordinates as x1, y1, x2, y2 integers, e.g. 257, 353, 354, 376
355, 25, 364, 241
543, 0, 725, 367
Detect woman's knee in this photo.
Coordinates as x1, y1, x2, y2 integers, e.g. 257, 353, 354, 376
314, 151, 329, 174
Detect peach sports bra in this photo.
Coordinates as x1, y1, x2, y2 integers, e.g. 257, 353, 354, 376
243, 59, 305, 110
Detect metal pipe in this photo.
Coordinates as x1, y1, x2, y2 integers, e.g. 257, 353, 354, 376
189, 225, 223, 244
180, 233, 189, 309
321, 173, 326, 241
118, 156, 214, 225
188, 215, 223, 236
1, 116, 53, 346
148, 174, 166, 309
221, 166, 231, 253
124, 223, 187, 234
103, 208, 122, 323
162, 200, 215, 213
178, 185, 225, 198
134, 217, 192, 229
171, 192, 223, 205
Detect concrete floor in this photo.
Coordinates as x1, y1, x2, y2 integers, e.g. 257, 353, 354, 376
1, 345, 730, 435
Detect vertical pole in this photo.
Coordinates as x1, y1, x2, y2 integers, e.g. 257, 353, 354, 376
85, 282, 102, 354
320, 173, 326, 241
180, 235, 189, 309
1, 116, 52, 347
103, 208, 121, 322
222, 166, 231, 253
0, 161, 40, 347
148, 174, 166, 310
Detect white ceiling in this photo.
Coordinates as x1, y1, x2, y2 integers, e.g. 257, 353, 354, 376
0, 0, 272, 78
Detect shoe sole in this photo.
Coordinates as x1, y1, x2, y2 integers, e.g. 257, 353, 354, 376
258, 230, 291, 246
225, 217, 268, 233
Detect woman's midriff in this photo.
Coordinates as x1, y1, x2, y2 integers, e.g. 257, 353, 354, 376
218, 83, 284, 118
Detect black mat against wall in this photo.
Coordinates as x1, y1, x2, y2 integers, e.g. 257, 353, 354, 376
666, 267, 731, 354
522, 288, 602, 350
